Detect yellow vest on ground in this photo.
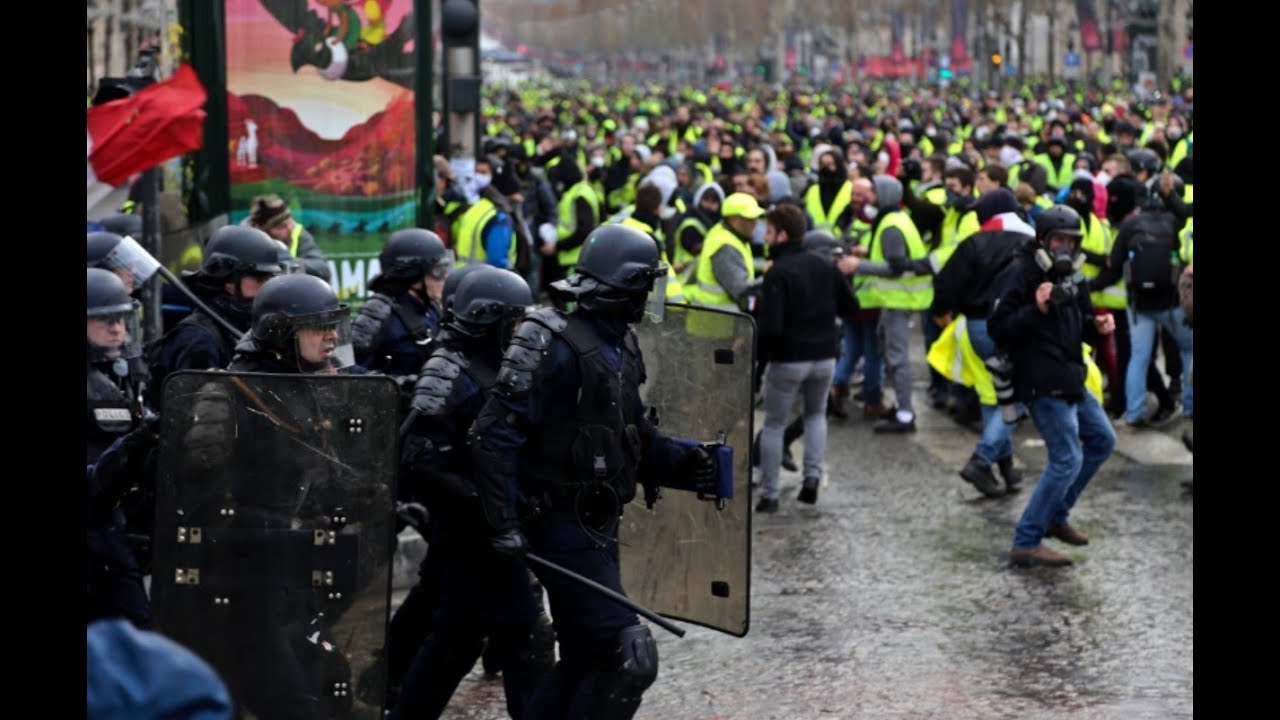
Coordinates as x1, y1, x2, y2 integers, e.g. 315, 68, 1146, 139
618, 215, 686, 302
684, 223, 754, 337
854, 211, 932, 310
453, 197, 519, 269
1080, 215, 1126, 310
556, 181, 600, 269
804, 181, 853, 235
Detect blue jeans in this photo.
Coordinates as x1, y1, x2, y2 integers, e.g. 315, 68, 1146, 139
1013, 393, 1116, 549
833, 317, 883, 404
1125, 306, 1194, 422
966, 318, 1014, 465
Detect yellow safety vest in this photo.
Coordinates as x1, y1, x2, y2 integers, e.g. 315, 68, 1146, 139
556, 181, 601, 269
854, 211, 932, 310
672, 215, 707, 282
804, 181, 853, 235
1035, 153, 1077, 190
453, 197, 519, 269
931, 207, 980, 270
1179, 217, 1193, 265
1080, 215, 1126, 309
684, 223, 754, 338
617, 215, 686, 302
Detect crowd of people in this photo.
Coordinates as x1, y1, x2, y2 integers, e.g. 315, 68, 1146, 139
85, 74, 1193, 718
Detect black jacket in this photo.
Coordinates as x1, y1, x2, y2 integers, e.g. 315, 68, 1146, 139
757, 241, 860, 363
988, 246, 1100, 403
931, 229, 1033, 319
1093, 206, 1181, 312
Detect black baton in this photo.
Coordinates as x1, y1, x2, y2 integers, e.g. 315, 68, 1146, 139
525, 551, 686, 638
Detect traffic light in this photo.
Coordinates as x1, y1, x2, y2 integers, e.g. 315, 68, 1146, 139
990, 51, 1003, 68
441, 0, 481, 158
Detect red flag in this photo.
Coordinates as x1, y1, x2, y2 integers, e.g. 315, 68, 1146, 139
87, 64, 207, 208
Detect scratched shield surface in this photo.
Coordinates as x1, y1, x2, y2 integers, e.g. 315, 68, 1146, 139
152, 371, 399, 718
622, 304, 755, 637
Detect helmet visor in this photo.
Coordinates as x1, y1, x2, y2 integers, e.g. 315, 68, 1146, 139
100, 235, 161, 292
427, 250, 456, 280
645, 271, 669, 324
291, 308, 355, 372
87, 301, 143, 362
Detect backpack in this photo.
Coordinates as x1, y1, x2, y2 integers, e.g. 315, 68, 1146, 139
1124, 226, 1177, 307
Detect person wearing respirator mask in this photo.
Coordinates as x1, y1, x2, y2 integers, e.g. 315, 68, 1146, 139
988, 205, 1117, 567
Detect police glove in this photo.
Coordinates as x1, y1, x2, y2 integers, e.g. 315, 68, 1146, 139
490, 528, 530, 559
395, 501, 430, 532
681, 446, 718, 496
643, 482, 662, 511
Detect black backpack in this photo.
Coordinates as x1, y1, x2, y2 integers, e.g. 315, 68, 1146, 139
1124, 225, 1178, 306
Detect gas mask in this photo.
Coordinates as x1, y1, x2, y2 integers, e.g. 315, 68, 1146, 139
1034, 235, 1085, 280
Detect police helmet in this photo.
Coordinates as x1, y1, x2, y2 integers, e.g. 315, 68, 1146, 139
1127, 148, 1163, 176
200, 226, 284, 281
87, 268, 143, 362
442, 263, 490, 311
87, 231, 160, 293
449, 267, 533, 337
378, 228, 451, 281
248, 274, 353, 369
574, 224, 665, 294
99, 213, 143, 239
87, 232, 124, 268
1035, 205, 1084, 244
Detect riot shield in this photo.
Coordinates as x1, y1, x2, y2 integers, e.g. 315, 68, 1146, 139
622, 304, 754, 637
151, 371, 399, 719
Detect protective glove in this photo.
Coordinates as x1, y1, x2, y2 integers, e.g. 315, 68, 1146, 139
681, 445, 718, 496
490, 528, 530, 559
643, 482, 662, 511
395, 502, 430, 532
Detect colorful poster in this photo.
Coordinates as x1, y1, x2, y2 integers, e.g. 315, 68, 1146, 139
224, 0, 418, 302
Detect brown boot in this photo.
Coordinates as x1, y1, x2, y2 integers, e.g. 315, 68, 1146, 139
1045, 523, 1089, 546
1009, 545, 1074, 567
863, 401, 892, 420
829, 384, 849, 419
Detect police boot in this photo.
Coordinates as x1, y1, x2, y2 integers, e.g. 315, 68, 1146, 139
996, 457, 1023, 493
960, 454, 1004, 498
829, 384, 849, 420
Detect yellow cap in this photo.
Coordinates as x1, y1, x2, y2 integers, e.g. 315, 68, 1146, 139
722, 192, 765, 219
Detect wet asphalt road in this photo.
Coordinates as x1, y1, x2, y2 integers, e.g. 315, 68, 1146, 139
424, 337, 1194, 720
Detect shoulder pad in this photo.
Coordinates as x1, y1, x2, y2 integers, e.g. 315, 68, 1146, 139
351, 293, 394, 354
413, 351, 467, 416
524, 306, 568, 333
495, 314, 560, 399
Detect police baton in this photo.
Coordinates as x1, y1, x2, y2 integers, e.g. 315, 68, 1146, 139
154, 265, 244, 339
524, 551, 686, 638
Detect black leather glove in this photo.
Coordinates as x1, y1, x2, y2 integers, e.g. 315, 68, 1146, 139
682, 446, 718, 496
395, 501, 430, 532
643, 482, 662, 511
490, 528, 530, 559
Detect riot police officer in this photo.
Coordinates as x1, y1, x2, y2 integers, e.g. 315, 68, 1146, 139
352, 228, 452, 377
87, 268, 148, 464
147, 226, 283, 402
392, 266, 552, 719
468, 223, 717, 720
229, 273, 356, 374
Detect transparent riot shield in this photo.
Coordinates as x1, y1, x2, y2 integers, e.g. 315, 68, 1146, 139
622, 304, 755, 637
151, 371, 399, 719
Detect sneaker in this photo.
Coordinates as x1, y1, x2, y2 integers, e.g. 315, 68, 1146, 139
1045, 522, 1089, 546
960, 455, 1004, 498
996, 457, 1023, 492
797, 477, 819, 504
755, 497, 779, 514
873, 415, 917, 433
1151, 405, 1179, 427
782, 448, 799, 472
1010, 545, 1074, 567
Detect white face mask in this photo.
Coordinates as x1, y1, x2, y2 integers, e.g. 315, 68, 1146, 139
473, 174, 492, 191
863, 204, 879, 220
1166, 127, 1183, 140
1095, 171, 1111, 186
591, 155, 606, 168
